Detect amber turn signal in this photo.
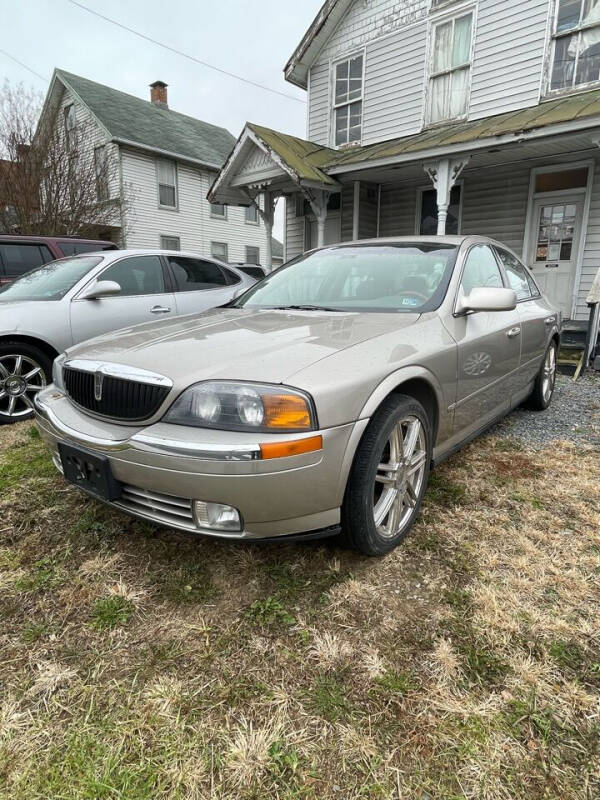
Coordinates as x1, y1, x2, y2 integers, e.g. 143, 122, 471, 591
260, 435, 323, 460
263, 393, 312, 429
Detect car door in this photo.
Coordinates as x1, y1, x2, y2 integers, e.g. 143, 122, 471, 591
166, 255, 241, 315
69, 254, 176, 344
449, 244, 521, 436
495, 247, 554, 392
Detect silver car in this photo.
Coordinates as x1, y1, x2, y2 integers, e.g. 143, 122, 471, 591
34, 237, 559, 555
0, 249, 254, 423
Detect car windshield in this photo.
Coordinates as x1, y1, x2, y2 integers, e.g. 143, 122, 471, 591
0, 256, 103, 301
235, 244, 459, 312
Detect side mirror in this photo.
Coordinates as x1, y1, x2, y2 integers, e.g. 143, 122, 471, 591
458, 287, 517, 314
79, 280, 122, 300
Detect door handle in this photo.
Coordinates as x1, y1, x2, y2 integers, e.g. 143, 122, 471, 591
506, 326, 521, 338
150, 305, 171, 314
544, 316, 555, 325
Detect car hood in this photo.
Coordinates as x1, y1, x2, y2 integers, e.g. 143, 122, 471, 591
65, 307, 421, 387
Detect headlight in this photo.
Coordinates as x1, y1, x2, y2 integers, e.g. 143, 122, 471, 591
164, 381, 317, 432
52, 353, 67, 391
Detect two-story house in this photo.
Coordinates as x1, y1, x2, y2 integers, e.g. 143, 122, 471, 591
39, 69, 269, 264
210, 0, 600, 323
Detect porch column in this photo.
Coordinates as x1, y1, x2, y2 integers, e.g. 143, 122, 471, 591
305, 189, 330, 247
246, 187, 276, 271
352, 181, 360, 240
423, 157, 470, 235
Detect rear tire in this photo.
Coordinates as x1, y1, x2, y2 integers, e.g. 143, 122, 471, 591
524, 341, 557, 411
0, 342, 51, 425
341, 394, 432, 556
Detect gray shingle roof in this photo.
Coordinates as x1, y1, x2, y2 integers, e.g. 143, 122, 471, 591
57, 69, 235, 168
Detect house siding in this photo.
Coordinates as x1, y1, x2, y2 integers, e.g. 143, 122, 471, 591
469, 0, 550, 120
121, 148, 268, 261
285, 196, 305, 260
308, 62, 330, 145
578, 159, 600, 318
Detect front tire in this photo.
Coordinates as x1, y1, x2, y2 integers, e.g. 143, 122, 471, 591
524, 341, 557, 411
341, 394, 432, 556
0, 343, 51, 424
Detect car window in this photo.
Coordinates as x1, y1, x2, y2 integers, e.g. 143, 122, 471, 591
0, 243, 53, 278
460, 245, 503, 295
240, 266, 264, 280
168, 256, 229, 292
221, 266, 241, 285
495, 248, 533, 301
100, 256, 165, 296
59, 241, 117, 256
0, 256, 103, 301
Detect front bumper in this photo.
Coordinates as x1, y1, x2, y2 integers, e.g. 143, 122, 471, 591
34, 387, 367, 540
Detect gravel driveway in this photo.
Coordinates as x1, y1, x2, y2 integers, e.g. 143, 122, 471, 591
492, 371, 600, 448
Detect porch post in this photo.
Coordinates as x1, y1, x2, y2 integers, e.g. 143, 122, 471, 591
423, 157, 470, 235
305, 189, 330, 247
246, 187, 276, 271
352, 181, 360, 240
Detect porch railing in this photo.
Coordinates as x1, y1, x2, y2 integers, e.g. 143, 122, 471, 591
584, 267, 600, 372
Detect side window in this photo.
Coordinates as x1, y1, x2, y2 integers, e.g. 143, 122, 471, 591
460, 245, 503, 295
0, 243, 47, 277
167, 256, 229, 292
495, 248, 532, 301
100, 255, 165, 296
220, 267, 241, 286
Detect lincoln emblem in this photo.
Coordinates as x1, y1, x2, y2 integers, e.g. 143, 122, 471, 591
94, 371, 104, 402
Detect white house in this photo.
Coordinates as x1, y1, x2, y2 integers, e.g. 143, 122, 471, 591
39, 69, 269, 264
210, 0, 600, 326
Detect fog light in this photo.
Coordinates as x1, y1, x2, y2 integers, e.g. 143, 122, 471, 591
193, 500, 242, 532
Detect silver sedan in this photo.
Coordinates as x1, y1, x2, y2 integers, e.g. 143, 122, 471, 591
34, 236, 560, 555
0, 249, 254, 423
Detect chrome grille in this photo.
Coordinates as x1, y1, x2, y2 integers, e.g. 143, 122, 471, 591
116, 484, 196, 530
64, 367, 170, 421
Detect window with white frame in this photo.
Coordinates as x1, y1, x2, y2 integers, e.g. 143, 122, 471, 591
211, 202, 227, 218
160, 235, 180, 250
549, 0, 600, 91
64, 103, 77, 146
211, 241, 228, 262
157, 159, 177, 208
245, 204, 259, 224
427, 11, 473, 124
333, 54, 363, 146
246, 245, 260, 264
94, 145, 109, 201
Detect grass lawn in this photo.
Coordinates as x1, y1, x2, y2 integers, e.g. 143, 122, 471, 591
0, 421, 599, 799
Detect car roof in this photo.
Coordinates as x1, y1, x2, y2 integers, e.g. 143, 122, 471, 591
0, 234, 117, 245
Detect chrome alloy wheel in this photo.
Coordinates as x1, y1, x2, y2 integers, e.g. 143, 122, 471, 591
373, 415, 428, 540
542, 345, 557, 404
0, 354, 47, 419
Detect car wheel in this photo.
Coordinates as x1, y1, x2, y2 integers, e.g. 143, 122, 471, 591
0, 343, 51, 424
524, 341, 557, 411
341, 394, 432, 556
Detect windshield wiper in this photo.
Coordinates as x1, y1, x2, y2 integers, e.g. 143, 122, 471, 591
270, 304, 345, 312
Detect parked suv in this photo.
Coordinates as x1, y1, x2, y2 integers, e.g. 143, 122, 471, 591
0, 235, 118, 285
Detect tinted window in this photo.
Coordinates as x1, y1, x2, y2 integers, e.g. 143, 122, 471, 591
237, 244, 458, 312
0, 256, 102, 301
221, 267, 241, 286
460, 245, 503, 295
100, 256, 164, 296
495, 248, 532, 301
0, 243, 51, 278
239, 266, 265, 280
59, 242, 117, 256
168, 257, 228, 292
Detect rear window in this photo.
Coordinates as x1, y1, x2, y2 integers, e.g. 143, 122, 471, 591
58, 241, 117, 256
0, 242, 54, 278
239, 266, 265, 280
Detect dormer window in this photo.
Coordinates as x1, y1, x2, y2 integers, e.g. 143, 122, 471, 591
427, 11, 473, 124
549, 0, 600, 91
333, 54, 363, 146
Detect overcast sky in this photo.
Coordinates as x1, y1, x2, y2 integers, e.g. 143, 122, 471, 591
1, 0, 324, 241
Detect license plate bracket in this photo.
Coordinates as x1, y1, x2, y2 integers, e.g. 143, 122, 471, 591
58, 442, 122, 501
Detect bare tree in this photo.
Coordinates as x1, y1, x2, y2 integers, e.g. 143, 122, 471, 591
0, 80, 131, 239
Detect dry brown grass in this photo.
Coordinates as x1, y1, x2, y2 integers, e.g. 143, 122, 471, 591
0, 419, 598, 799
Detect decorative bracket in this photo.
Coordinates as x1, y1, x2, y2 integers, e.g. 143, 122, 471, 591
423, 156, 471, 234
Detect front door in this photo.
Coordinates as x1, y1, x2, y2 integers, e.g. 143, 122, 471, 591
529, 198, 583, 318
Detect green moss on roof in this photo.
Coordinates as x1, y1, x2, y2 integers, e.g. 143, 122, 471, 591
57, 69, 235, 167
247, 123, 338, 185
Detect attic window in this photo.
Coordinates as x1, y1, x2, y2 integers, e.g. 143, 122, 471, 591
333, 54, 363, 146
550, 0, 600, 91
64, 103, 77, 146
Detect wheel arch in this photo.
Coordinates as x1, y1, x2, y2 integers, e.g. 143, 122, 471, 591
0, 334, 59, 366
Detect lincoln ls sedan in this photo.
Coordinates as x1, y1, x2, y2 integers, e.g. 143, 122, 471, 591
33, 237, 560, 555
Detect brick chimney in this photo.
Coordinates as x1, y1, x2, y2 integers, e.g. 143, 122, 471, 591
150, 80, 168, 110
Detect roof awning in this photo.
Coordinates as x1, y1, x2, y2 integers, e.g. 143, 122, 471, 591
208, 123, 339, 206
